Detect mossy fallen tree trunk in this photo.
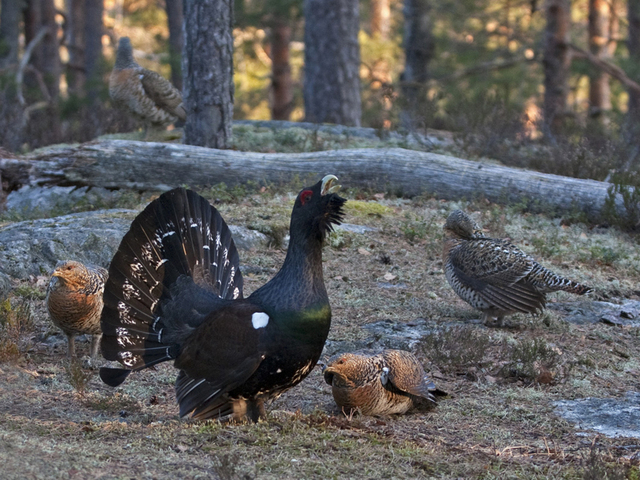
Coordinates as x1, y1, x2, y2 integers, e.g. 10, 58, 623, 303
0, 139, 622, 220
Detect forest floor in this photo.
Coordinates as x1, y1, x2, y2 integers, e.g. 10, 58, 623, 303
1, 149, 640, 478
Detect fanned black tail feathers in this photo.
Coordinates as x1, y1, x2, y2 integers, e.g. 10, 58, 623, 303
100, 188, 243, 384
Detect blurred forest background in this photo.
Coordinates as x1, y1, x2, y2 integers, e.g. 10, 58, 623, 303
2, 0, 640, 185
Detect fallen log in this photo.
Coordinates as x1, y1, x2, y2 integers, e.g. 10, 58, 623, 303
0, 139, 624, 220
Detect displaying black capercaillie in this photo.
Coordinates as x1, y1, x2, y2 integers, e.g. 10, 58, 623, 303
100, 176, 345, 422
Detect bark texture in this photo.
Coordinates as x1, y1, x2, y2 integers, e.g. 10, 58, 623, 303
84, 0, 104, 138
270, 21, 293, 120
588, 0, 616, 120
164, 0, 184, 92
0, 0, 21, 67
65, 0, 86, 96
0, 140, 625, 221
543, 0, 571, 133
627, 0, 640, 139
303, 0, 361, 127
400, 0, 433, 130
182, 0, 234, 148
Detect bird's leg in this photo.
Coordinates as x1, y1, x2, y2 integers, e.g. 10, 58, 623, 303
90, 334, 102, 358
66, 333, 76, 358
246, 399, 266, 423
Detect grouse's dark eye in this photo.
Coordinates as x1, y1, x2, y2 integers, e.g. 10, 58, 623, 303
300, 190, 313, 206
338, 358, 345, 365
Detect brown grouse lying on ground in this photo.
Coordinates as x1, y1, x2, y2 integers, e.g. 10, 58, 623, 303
46, 260, 108, 358
100, 176, 345, 422
323, 350, 445, 416
109, 37, 186, 130
443, 210, 593, 327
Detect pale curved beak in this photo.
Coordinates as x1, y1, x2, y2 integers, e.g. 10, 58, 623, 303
321, 175, 341, 195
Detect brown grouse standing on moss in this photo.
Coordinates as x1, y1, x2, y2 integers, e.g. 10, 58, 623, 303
109, 37, 186, 129
100, 176, 345, 422
323, 350, 445, 416
46, 260, 108, 358
443, 210, 593, 327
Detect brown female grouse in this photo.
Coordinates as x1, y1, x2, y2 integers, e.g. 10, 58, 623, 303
443, 210, 592, 326
109, 37, 186, 129
46, 260, 108, 358
100, 176, 345, 422
323, 350, 444, 416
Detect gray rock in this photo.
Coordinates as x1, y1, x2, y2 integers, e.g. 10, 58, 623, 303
336, 223, 379, 234
548, 300, 640, 327
228, 225, 269, 251
5, 186, 120, 216
0, 209, 136, 279
0, 209, 271, 280
554, 392, 640, 438
0, 271, 13, 298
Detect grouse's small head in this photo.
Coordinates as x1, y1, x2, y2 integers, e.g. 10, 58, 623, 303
50, 260, 89, 289
114, 37, 136, 69
443, 210, 484, 240
291, 174, 346, 241
322, 352, 363, 387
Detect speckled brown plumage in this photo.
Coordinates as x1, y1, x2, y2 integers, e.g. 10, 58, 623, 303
322, 350, 443, 416
443, 210, 593, 326
109, 37, 186, 128
46, 260, 108, 358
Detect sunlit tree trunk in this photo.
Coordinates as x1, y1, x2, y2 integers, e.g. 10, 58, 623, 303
370, 0, 390, 39
588, 0, 616, 121
542, 0, 571, 134
400, 0, 433, 130
164, 0, 183, 92
183, 0, 234, 148
0, 0, 21, 67
303, 0, 361, 126
270, 20, 293, 120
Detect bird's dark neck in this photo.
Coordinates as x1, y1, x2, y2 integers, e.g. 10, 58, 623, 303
250, 231, 327, 312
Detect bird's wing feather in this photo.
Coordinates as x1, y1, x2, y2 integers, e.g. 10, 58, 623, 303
449, 239, 535, 286
140, 68, 186, 120
383, 351, 436, 402
173, 302, 268, 408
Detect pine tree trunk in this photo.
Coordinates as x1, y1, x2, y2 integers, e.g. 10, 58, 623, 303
24, 0, 62, 146
84, 0, 104, 138
164, 0, 183, 92
588, 0, 615, 120
400, 0, 433, 130
542, 0, 571, 134
370, 0, 390, 39
65, 0, 86, 96
182, 0, 234, 148
270, 21, 293, 120
0, 0, 21, 67
627, 0, 640, 140
303, 0, 361, 127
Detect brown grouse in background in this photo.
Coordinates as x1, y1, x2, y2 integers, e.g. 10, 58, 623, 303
100, 176, 345, 422
323, 350, 445, 416
46, 260, 108, 358
109, 37, 186, 131
443, 210, 593, 327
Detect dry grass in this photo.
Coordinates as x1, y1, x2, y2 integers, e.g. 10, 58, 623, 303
1, 184, 639, 479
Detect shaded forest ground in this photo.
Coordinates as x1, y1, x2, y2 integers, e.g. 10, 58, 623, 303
1, 134, 640, 478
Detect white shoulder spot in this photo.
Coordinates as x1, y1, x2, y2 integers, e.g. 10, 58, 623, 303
251, 312, 270, 329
